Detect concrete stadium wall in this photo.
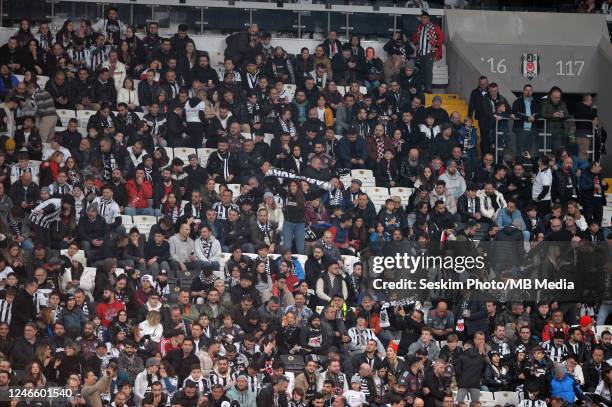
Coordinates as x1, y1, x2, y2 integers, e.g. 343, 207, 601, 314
444, 9, 612, 169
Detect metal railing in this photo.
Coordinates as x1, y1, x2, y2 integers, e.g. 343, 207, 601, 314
3, 0, 443, 37
494, 117, 597, 163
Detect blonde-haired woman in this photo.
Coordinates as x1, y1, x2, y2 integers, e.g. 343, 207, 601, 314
136, 310, 163, 342
259, 191, 284, 232
566, 201, 588, 231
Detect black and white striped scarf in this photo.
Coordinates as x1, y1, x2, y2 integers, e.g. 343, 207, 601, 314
0, 299, 11, 324
278, 119, 296, 137
216, 151, 230, 180
328, 188, 343, 207
200, 237, 213, 259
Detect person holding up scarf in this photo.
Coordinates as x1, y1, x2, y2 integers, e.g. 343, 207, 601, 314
281, 180, 306, 254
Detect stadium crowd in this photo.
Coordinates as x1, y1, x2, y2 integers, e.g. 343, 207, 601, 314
0, 7, 608, 407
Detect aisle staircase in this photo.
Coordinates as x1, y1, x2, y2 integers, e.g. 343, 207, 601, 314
424, 92, 469, 119
424, 92, 481, 152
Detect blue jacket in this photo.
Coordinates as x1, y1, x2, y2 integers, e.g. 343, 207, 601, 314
274, 256, 305, 281
338, 135, 367, 168
0, 74, 18, 97
550, 374, 582, 403
496, 208, 526, 230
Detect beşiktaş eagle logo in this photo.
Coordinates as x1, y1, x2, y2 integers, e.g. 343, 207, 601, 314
521, 53, 540, 80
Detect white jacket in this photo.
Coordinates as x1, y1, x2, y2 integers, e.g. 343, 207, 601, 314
258, 203, 284, 231
476, 189, 507, 220
134, 370, 158, 406
102, 60, 127, 91
79, 267, 97, 301
194, 236, 222, 263
117, 88, 140, 107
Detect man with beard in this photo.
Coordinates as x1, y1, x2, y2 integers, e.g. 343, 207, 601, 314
86, 341, 111, 380
96, 288, 125, 328
117, 340, 144, 384
183, 155, 208, 198
294, 356, 319, 404
257, 376, 289, 407
78, 321, 99, 359
207, 138, 238, 184
316, 359, 348, 396
165, 338, 200, 384
351, 339, 384, 375
48, 321, 73, 356
170, 381, 199, 407
108, 168, 129, 209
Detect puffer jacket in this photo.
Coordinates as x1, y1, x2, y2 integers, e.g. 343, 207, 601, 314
476, 189, 507, 220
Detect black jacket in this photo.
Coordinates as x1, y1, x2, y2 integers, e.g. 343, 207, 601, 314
14, 129, 42, 158
137, 80, 161, 107
256, 384, 288, 407
552, 168, 578, 203
9, 180, 40, 207
10, 335, 42, 370
10, 289, 38, 337
423, 366, 449, 407
584, 361, 610, 392
189, 64, 219, 86
457, 194, 482, 223
467, 86, 488, 121
455, 347, 486, 389
492, 225, 524, 268
90, 78, 117, 105
511, 96, 539, 128
76, 214, 108, 243
206, 151, 238, 184
45, 78, 73, 109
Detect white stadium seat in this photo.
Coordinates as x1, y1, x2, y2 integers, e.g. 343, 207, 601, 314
492, 391, 520, 406
164, 147, 175, 160
197, 148, 216, 167
132, 215, 157, 226
390, 187, 415, 206
226, 184, 241, 197
174, 147, 197, 163
57, 109, 76, 126
121, 215, 134, 228
596, 325, 612, 339
37, 75, 50, 88
350, 169, 374, 180
76, 110, 96, 128
264, 133, 274, 146
293, 254, 308, 270
363, 186, 389, 196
